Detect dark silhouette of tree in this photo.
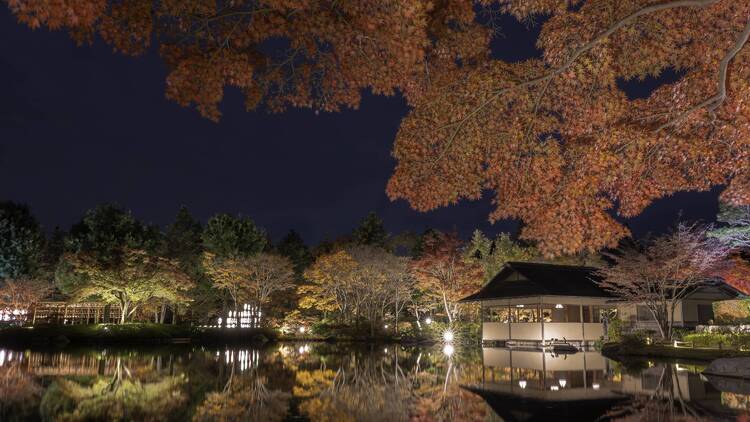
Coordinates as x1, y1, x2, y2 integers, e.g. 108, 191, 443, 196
352, 212, 388, 248
0, 201, 44, 280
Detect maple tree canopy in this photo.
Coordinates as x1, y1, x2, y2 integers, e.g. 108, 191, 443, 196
8, 0, 750, 255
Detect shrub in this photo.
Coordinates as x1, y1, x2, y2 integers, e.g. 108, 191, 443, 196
607, 317, 622, 342
683, 332, 750, 349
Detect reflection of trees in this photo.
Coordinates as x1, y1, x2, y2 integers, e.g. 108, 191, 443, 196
39, 357, 188, 421
293, 348, 490, 422
0, 358, 42, 421
602, 364, 708, 421
193, 364, 290, 422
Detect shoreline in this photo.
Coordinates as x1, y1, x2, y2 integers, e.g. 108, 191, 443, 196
601, 341, 750, 361
0, 324, 437, 348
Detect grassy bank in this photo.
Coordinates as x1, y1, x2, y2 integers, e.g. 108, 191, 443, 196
0, 324, 277, 347
601, 341, 750, 361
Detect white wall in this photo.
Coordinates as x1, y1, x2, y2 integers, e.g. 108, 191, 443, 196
484, 322, 510, 340
510, 323, 542, 340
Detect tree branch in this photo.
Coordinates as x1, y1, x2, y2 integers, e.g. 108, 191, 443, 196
431, 0, 719, 168
655, 15, 750, 132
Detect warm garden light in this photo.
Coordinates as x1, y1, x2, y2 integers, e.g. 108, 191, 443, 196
442, 344, 454, 357
442, 330, 454, 343
299, 326, 306, 333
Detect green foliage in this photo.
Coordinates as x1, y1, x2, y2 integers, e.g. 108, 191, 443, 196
607, 317, 622, 342
352, 212, 388, 248
163, 206, 203, 265
683, 332, 750, 349
202, 213, 266, 258
464, 230, 538, 281
65, 204, 159, 266
0, 201, 44, 280
620, 331, 648, 348
275, 230, 312, 275
708, 203, 750, 248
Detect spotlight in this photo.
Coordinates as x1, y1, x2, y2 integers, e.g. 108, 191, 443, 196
442, 344, 454, 357
443, 330, 454, 342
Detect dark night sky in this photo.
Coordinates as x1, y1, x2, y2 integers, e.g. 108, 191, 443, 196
0, 8, 722, 245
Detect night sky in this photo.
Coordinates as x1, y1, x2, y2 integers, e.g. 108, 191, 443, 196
0, 8, 722, 245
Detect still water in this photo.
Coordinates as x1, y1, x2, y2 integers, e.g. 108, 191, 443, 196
0, 343, 748, 421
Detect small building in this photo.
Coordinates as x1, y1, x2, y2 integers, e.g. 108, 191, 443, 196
460, 262, 739, 347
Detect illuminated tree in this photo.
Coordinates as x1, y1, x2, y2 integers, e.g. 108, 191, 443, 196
411, 232, 484, 325
464, 230, 538, 281
10, 1, 750, 256
203, 252, 294, 321
597, 223, 730, 339
709, 203, 750, 249
0, 278, 53, 312
301, 250, 359, 320
58, 249, 193, 323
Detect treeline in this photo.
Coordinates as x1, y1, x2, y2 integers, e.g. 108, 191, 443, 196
0, 202, 600, 333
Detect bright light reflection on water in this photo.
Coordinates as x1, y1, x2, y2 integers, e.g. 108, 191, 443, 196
0, 345, 748, 421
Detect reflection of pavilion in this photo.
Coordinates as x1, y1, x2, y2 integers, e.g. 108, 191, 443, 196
465, 348, 738, 421
467, 348, 624, 421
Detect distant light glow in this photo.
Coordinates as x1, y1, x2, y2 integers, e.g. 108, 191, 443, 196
442, 344, 454, 357
425, 317, 432, 325
442, 330, 454, 343
299, 326, 306, 333
559, 379, 567, 388
384, 324, 389, 329
516, 304, 525, 308
518, 380, 527, 389
592, 383, 600, 390
550, 385, 559, 391
555, 304, 564, 309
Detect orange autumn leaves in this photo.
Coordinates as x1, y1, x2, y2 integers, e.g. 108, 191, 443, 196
9, 0, 750, 256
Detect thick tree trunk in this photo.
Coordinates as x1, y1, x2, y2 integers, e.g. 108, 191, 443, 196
172, 304, 178, 325
159, 304, 167, 324
120, 300, 129, 324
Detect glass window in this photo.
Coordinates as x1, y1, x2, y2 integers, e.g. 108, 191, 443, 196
566, 305, 581, 322
582, 306, 592, 323
484, 306, 511, 323
637, 305, 655, 321
513, 306, 540, 323
592, 306, 616, 323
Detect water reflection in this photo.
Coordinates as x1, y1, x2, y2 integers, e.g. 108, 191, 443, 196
0, 344, 748, 421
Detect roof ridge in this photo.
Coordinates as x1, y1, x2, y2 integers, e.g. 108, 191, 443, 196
505, 261, 600, 271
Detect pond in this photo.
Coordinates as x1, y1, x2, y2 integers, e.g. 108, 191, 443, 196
0, 343, 748, 421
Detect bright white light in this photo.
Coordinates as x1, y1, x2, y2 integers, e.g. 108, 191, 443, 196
425, 317, 432, 325
443, 344, 455, 357
516, 304, 525, 308
550, 385, 559, 391
384, 348, 388, 353
299, 326, 306, 333
559, 379, 567, 388
518, 380, 527, 389
443, 330, 454, 342
592, 383, 600, 390
384, 324, 389, 329
555, 304, 564, 309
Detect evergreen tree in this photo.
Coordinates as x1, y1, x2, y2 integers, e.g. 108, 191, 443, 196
0, 202, 44, 280
65, 204, 158, 266
276, 230, 312, 275
202, 213, 266, 258
352, 212, 388, 248
164, 206, 203, 264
